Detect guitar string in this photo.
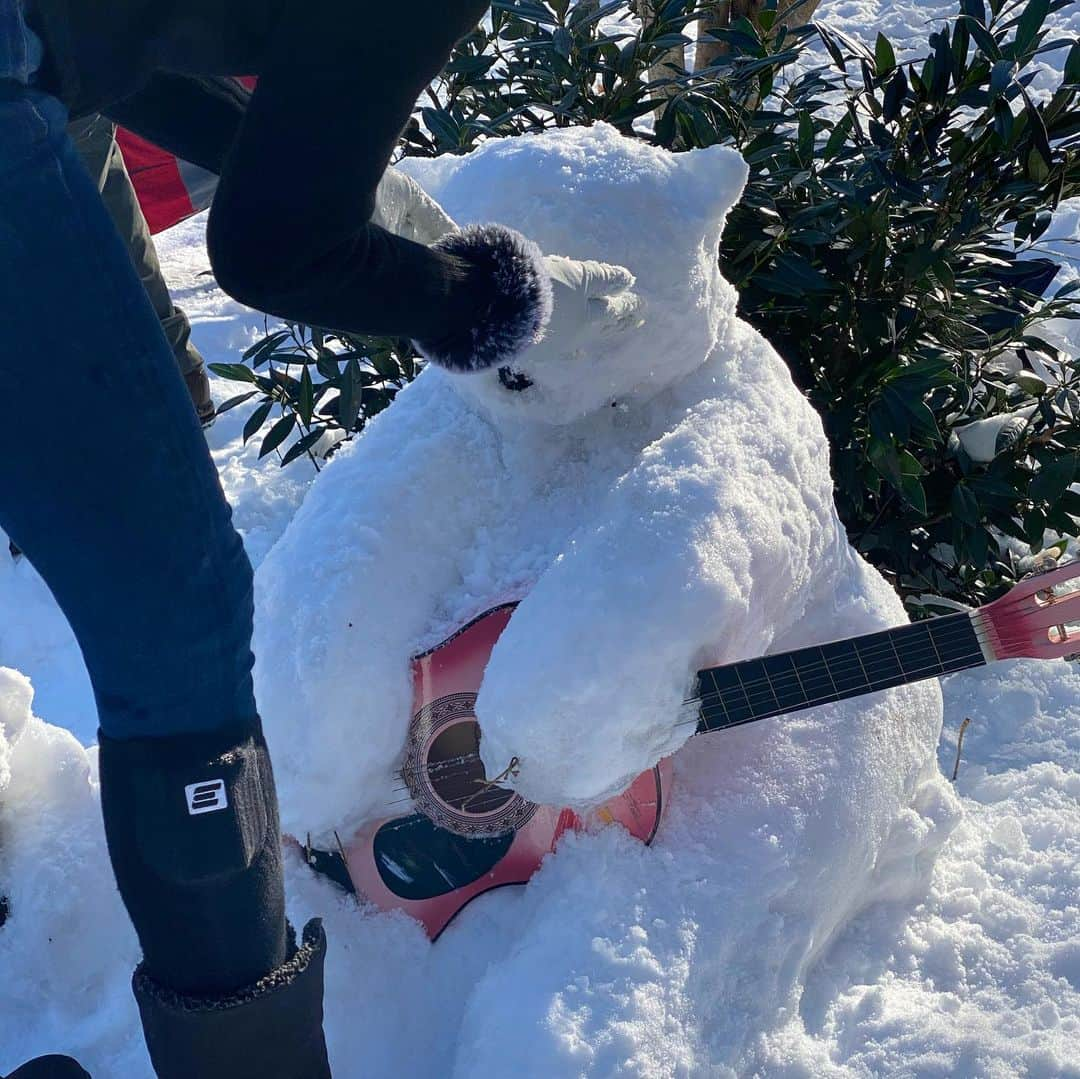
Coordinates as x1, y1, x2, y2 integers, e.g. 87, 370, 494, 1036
692, 639, 986, 718
698, 610, 1069, 709
348, 593, 1077, 828
377, 618, 999, 809
407, 621, 984, 785
689, 616, 985, 706
381, 633, 991, 801
684, 652, 989, 732
689, 621, 987, 712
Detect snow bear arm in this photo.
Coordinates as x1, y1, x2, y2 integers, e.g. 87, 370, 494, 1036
254, 372, 504, 838
475, 389, 841, 808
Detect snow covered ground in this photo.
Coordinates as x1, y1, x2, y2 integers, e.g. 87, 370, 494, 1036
2, 2, 1079, 1076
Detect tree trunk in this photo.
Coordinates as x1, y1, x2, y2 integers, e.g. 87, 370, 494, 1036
695, 0, 820, 72
635, 0, 688, 103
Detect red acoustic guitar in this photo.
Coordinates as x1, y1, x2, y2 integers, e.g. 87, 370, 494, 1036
304, 561, 1080, 939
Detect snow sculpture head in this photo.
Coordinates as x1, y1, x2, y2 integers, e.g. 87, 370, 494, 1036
403, 123, 749, 423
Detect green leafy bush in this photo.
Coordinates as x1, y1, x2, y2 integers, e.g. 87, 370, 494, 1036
212, 325, 417, 471
213, 0, 1080, 610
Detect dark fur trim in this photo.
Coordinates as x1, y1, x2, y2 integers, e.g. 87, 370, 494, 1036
414, 224, 553, 372
132, 920, 324, 1014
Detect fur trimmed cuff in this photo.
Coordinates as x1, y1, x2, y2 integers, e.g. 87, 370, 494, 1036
414, 224, 553, 372
131, 920, 331, 1079
132, 919, 326, 1014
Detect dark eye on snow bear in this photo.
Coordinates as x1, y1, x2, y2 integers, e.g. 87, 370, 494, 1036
498, 366, 534, 392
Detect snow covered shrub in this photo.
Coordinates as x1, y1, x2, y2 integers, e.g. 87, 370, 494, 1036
687, 0, 1080, 611
210, 326, 419, 469
222, 0, 1080, 609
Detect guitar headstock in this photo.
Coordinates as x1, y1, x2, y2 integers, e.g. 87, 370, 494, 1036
975, 560, 1080, 662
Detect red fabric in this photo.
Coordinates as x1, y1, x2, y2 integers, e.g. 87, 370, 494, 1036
116, 78, 256, 235
115, 127, 197, 235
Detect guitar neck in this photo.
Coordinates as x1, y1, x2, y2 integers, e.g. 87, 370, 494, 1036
694, 611, 989, 735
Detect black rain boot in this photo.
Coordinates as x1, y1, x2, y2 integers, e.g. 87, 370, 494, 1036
133, 919, 331, 1079
97, 720, 330, 1078
4, 1057, 91, 1079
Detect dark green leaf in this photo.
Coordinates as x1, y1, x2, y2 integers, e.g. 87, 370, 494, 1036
899, 473, 928, 515
243, 330, 291, 368
242, 399, 273, 444
298, 366, 315, 426
989, 58, 1014, 97
316, 353, 342, 382
280, 428, 327, 467
962, 0, 986, 23
993, 97, 1014, 141
1065, 42, 1080, 83
208, 363, 257, 384
875, 32, 896, 74
421, 107, 461, 148
1029, 454, 1077, 504
1014, 0, 1050, 57
258, 414, 297, 459
951, 484, 980, 525
492, 0, 556, 25
338, 357, 363, 431
215, 391, 257, 416
960, 15, 1002, 60
883, 68, 908, 122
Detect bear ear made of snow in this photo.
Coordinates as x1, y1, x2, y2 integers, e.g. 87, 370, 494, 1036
671, 143, 750, 235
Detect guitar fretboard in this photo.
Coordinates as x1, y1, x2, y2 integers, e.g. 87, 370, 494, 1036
695, 612, 985, 734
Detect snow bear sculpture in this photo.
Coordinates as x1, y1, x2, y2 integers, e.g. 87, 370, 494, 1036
255, 124, 956, 1067
257, 122, 944, 827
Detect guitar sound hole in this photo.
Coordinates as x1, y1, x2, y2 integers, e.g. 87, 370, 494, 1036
428, 722, 514, 817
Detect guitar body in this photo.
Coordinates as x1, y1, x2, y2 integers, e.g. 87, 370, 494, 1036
335, 604, 670, 939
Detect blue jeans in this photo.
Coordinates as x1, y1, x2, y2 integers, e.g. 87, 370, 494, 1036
0, 81, 257, 740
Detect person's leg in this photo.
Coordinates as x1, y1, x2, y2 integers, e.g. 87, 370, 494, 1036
0, 85, 328, 1077
1, 92, 252, 743
68, 113, 215, 425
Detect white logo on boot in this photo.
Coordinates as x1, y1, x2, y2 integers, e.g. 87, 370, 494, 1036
185, 779, 228, 815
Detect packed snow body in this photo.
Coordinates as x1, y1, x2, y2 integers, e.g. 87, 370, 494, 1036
256, 121, 945, 833
251, 122, 954, 1067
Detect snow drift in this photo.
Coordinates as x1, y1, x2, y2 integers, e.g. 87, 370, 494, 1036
0, 668, 142, 1071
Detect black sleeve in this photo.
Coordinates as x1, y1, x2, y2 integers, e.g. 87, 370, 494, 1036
206, 0, 546, 365
104, 74, 249, 176
39, 0, 546, 368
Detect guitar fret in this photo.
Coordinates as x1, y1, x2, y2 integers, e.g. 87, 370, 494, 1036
852, 643, 871, 686
695, 613, 988, 735
733, 664, 755, 719
927, 623, 945, 669
790, 654, 809, 703
889, 633, 904, 674
820, 646, 840, 698
761, 663, 782, 712
707, 668, 734, 729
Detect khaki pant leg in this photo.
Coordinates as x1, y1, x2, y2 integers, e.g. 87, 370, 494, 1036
69, 115, 205, 377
